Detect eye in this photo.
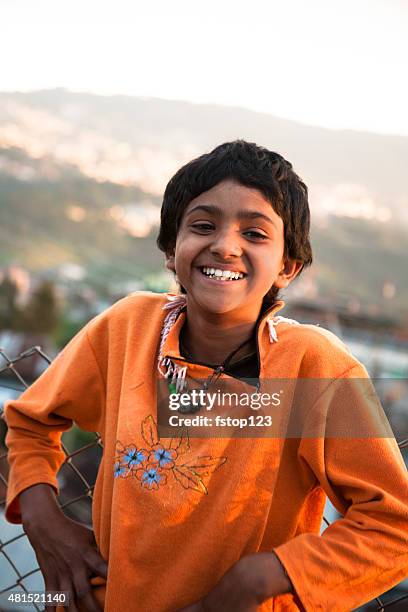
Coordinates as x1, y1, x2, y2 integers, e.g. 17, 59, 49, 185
244, 230, 268, 240
190, 223, 214, 232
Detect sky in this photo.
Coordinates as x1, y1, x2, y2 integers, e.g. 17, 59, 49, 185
1, 0, 408, 136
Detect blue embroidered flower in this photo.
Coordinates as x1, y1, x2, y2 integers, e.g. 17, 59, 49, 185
148, 444, 177, 469
122, 445, 147, 469
114, 461, 129, 478
136, 465, 167, 490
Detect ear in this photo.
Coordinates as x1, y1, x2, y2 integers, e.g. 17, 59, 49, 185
274, 258, 303, 289
165, 253, 176, 272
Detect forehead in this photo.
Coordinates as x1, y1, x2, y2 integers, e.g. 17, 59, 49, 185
183, 179, 282, 225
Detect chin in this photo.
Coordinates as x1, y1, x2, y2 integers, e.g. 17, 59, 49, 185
193, 296, 242, 316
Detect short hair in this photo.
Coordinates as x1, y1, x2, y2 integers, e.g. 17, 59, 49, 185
157, 139, 312, 306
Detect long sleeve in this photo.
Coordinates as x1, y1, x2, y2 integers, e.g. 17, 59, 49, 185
3, 323, 106, 524
274, 365, 408, 611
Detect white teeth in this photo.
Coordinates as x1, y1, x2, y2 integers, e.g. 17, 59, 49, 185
201, 267, 245, 281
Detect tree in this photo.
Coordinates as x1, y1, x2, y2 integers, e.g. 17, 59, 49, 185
0, 274, 19, 330
22, 280, 60, 334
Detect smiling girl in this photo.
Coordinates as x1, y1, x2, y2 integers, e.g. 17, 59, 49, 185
4, 141, 408, 612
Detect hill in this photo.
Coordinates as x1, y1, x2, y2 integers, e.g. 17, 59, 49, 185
1, 88, 407, 218
0, 89, 407, 318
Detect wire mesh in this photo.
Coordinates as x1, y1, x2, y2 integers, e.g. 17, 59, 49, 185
0, 346, 407, 611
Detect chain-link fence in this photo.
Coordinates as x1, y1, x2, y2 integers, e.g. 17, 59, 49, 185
0, 346, 407, 611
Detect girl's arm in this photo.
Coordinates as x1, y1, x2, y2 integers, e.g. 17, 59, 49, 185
179, 552, 293, 612
19, 484, 107, 612
272, 367, 408, 611
4, 323, 105, 523
4, 319, 107, 610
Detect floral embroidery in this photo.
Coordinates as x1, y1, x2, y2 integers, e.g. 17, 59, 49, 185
113, 460, 134, 479
136, 465, 168, 490
116, 442, 149, 470
148, 443, 177, 469
123, 445, 148, 468
114, 442, 148, 478
114, 415, 227, 495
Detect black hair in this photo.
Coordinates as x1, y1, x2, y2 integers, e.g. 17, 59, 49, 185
157, 139, 312, 307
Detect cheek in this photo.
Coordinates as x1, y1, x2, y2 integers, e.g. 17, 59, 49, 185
173, 246, 191, 277
254, 254, 282, 284
175, 233, 202, 262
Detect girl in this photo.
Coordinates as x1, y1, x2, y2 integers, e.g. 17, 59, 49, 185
4, 141, 408, 611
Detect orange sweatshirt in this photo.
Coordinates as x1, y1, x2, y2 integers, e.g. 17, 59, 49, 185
4, 292, 408, 612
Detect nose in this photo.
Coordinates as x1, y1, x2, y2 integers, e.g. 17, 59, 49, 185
209, 228, 242, 259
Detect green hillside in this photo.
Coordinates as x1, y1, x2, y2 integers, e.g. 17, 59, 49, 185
0, 147, 164, 285
1, 144, 407, 319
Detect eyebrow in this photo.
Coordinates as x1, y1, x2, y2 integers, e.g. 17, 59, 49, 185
186, 204, 278, 227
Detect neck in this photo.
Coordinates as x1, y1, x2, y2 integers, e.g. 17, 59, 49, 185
182, 301, 269, 365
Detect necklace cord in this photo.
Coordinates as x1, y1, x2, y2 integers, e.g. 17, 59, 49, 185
179, 327, 255, 370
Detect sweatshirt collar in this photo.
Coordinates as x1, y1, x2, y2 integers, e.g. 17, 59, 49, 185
160, 296, 285, 366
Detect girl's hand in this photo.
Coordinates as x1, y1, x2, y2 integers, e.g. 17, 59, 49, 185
19, 484, 107, 612
178, 553, 292, 612
178, 557, 260, 612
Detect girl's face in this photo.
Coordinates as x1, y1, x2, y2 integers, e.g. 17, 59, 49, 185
166, 179, 301, 322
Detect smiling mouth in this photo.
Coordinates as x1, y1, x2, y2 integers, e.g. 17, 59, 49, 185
199, 266, 246, 281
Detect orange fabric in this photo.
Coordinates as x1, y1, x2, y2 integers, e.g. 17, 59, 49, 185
4, 292, 408, 612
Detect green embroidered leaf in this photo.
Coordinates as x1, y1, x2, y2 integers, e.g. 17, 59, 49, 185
141, 415, 159, 447
115, 440, 125, 452
182, 455, 227, 477
114, 440, 127, 459
173, 465, 208, 495
168, 428, 190, 455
